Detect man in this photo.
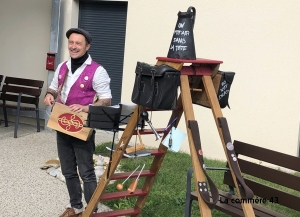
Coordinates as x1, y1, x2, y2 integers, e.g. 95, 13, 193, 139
44, 28, 112, 217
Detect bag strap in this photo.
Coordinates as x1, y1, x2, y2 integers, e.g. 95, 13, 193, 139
147, 67, 156, 105
218, 117, 254, 199
188, 120, 219, 209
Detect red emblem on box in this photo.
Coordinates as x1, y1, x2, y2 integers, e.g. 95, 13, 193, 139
57, 113, 83, 132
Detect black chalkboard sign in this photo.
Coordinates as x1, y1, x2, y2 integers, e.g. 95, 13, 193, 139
216, 71, 235, 109
167, 6, 196, 60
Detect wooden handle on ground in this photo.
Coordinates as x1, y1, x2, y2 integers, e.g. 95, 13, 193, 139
127, 180, 138, 194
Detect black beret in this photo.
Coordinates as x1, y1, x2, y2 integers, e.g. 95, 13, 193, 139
66, 28, 92, 44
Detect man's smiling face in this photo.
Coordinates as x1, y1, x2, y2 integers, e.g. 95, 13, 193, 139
68, 33, 90, 59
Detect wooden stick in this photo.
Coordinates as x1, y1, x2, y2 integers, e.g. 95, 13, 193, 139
190, 88, 202, 92
127, 164, 145, 194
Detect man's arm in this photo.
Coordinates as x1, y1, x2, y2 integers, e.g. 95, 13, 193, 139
70, 98, 111, 113
93, 98, 111, 106
43, 62, 62, 106
44, 88, 58, 106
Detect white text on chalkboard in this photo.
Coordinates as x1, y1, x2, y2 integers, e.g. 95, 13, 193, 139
173, 37, 186, 44
218, 81, 229, 100
178, 22, 185, 28
170, 45, 188, 51
174, 30, 190, 36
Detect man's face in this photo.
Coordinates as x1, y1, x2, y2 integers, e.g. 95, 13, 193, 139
68, 33, 90, 59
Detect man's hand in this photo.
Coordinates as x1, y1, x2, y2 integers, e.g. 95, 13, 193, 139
44, 94, 55, 106
69, 98, 111, 113
69, 104, 89, 113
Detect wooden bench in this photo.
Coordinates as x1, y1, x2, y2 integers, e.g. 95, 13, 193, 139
185, 140, 300, 217
0, 76, 44, 138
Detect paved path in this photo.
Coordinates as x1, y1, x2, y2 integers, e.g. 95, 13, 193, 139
0, 122, 114, 217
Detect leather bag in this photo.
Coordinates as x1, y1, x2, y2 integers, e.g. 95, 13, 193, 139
131, 62, 180, 110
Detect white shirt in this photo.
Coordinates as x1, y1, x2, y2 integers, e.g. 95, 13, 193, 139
49, 55, 112, 104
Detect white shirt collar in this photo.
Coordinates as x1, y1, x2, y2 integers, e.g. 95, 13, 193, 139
66, 54, 92, 68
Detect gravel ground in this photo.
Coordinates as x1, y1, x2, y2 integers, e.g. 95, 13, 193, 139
0, 122, 115, 217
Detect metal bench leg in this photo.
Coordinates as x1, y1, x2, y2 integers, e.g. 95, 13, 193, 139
185, 167, 194, 217
36, 106, 40, 132
3, 106, 8, 127
14, 93, 22, 138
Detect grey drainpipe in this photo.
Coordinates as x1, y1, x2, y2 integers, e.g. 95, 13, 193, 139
45, 0, 61, 130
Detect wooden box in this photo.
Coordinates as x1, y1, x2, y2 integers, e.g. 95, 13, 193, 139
47, 102, 93, 141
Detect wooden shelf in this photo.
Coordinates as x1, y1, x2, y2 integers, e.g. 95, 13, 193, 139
92, 208, 140, 217
99, 189, 147, 201
133, 128, 165, 135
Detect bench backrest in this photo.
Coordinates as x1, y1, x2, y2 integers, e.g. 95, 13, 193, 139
0, 76, 44, 106
223, 140, 300, 212
0, 75, 3, 88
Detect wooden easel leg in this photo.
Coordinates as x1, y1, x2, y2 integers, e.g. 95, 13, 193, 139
202, 75, 255, 217
180, 75, 212, 217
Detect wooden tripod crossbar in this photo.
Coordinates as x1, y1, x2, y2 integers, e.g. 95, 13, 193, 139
83, 57, 255, 217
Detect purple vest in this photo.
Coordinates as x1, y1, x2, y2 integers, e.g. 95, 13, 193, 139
58, 61, 100, 106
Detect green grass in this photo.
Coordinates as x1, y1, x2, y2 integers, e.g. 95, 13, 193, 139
94, 143, 300, 217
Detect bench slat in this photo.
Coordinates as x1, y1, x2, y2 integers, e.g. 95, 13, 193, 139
0, 93, 38, 105
4, 76, 44, 88
0, 104, 36, 110
234, 140, 300, 171
2, 85, 42, 96
238, 159, 300, 192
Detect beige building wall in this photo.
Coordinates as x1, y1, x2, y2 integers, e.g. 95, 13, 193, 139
0, 0, 52, 125
1, 0, 300, 161
121, 0, 300, 160
0, 0, 51, 96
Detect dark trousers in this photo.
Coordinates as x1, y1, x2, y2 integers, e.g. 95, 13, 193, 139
57, 131, 97, 210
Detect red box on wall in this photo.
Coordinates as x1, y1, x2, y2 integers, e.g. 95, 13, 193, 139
46, 52, 56, 70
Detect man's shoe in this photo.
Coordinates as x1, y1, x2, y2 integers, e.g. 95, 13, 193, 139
59, 208, 82, 217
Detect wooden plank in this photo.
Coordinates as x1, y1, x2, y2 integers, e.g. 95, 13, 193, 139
93, 208, 140, 217
2, 85, 41, 96
0, 93, 38, 105
234, 140, 300, 171
156, 56, 223, 64
202, 75, 255, 217
47, 102, 93, 141
180, 66, 212, 76
180, 75, 212, 217
238, 159, 300, 191
4, 76, 44, 88
99, 189, 147, 201
132, 128, 165, 135
125, 143, 145, 153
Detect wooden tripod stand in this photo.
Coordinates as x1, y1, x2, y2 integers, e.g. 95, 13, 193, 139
82, 57, 255, 217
